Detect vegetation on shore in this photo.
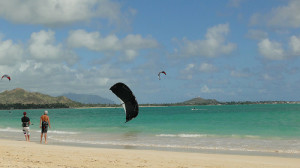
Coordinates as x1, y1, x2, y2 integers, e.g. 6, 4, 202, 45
0, 103, 69, 110
0, 88, 298, 110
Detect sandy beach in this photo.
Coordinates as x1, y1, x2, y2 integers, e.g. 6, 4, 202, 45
0, 139, 299, 168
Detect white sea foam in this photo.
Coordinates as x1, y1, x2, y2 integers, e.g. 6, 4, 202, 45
191, 109, 207, 111
33, 130, 78, 135
156, 133, 265, 139
231, 134, 262, 139
0, 127, 21, 133
178, 134, 208, 138
49, 137, 300, 154
0, 127, 78, 135
156, 134, 208, 138
156, 134, 177, 137
48, 130, 79, 135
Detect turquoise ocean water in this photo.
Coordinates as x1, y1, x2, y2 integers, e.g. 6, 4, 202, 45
0, 104, 300, 156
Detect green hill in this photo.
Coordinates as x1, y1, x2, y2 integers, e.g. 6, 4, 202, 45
181, 97, 219, 105
0, 88, 220, 109
0, 88, 81, 107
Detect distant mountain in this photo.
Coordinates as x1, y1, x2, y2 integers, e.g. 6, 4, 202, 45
0, 88, 80, 106
62, 93, 115, 104
180, 97, 219, 105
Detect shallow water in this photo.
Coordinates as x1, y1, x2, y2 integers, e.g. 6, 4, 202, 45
1, 104, 300, 157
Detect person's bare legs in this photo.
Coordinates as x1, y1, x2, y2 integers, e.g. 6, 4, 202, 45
40, 133, 43, 143
27, 135, 30, 142
44, 133, 47, 144
24, 135, 28, 141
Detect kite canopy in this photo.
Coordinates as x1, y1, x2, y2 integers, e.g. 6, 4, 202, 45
110, 82, 139, 122
1, 75, 11, 81
158, 71, 166, 80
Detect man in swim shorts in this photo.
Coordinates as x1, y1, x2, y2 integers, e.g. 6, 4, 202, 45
21, 112, 31, 142
39, 110, 51, 144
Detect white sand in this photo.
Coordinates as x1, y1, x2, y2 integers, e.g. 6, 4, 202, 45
0, 139, 299, 168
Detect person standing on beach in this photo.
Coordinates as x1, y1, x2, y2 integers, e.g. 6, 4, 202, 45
21, 112, 31, 142
39, 110, 51, 144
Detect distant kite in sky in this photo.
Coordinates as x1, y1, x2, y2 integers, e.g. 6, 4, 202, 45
158, 71, 166, 80
1, 75, 11, 81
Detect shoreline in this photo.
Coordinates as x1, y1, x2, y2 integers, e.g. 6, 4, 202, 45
1, 103, 299, 111
74, 103, 300, 109
1, 139, 300, 168
2, 135, 300, 159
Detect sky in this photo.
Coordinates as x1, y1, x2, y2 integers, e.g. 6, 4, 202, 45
0, 0, 300, 104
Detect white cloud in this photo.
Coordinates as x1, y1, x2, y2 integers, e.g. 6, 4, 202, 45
250, 0, 300, 28
246, 29, 268, 40
0, 28, 147, 98
185, 64, 195, 71
124, 49, 138, 61
67, 30, 116, 50
289, 35, 300, 55
263, 74, 273, 80
257, 36, 300, 60
180, 64, 195, 80
0, 0, 127, 27
200, 85, 222, 93
230, 70, 249, 77
67, 29, 159, 60
175, 23, 236, 57
258, 38, 285, 60
0, 39, 23, 65
199, 63, 217, 72
29, 30, 78, 64
122, 34, 159, 50
182, 63, 217, 73
180, 63, 216, 80
201, 85, 210, 93
267, 0, 300, 28
5, 59, 128, 98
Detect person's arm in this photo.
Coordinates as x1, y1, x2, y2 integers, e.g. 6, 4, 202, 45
29, 119, 31, 125
39, 116, 42, 128
48, 117, 51, 128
